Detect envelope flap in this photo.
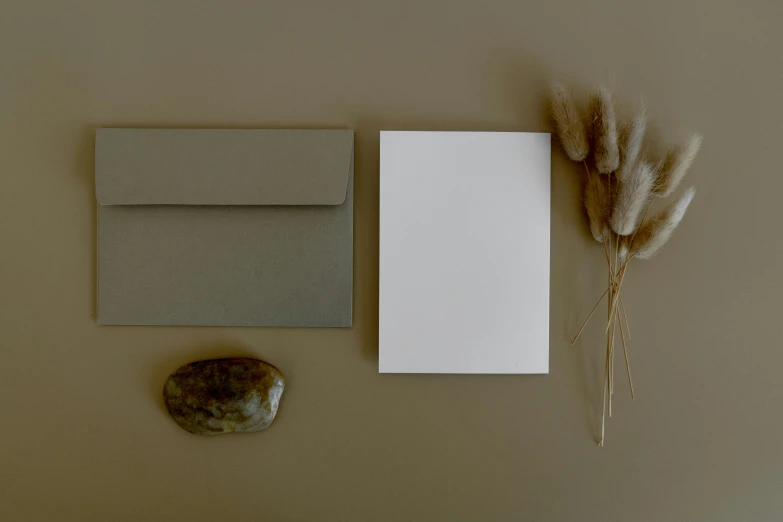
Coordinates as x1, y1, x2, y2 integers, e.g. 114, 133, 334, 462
95, 129, 354, 206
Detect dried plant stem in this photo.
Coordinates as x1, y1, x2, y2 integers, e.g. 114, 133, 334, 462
620, 297, 631, 340
610, 307, 618, 416
614, 232, 619, 285
603, 235, 612, 267
600, 345, 608, 447
571, 252, 635, 344
606, 263, 630, 335
601, 230, 614, 436
607, 232, 616, 417
611, 233, 619, 402
617, 305, 635, 400
607, 325, 613, 419
570, 287, 608, 345
607, 328, 613, 414
607, 175, 616, 417
617, 253, 634, 277
571, 230, 612, 347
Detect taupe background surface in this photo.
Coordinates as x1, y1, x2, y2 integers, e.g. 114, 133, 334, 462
1, 1, 780, 520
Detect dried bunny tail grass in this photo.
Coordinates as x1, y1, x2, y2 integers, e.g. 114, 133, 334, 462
589, 87, 620, 174
550, 82, 589, 162
617, 107, 647, 181
654, 133, 703, 197
611, 161, 655, 236
584, 171, 610, 242
632, 187, 696, 259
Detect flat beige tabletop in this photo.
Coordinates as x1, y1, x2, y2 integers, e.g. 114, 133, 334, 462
1, 1, 781, 521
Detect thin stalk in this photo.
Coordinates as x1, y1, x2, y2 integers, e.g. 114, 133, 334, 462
570, 287, 609, 345
606, 263, 630, 334
620, 296, 631, 340
610, 308, 618, 416
600, 345, 608, 447
617, 306, 635, 400
607, 231, 615, 417
602, 224, 614, 442
611, 233, 619, 398
571, 253, 635, 343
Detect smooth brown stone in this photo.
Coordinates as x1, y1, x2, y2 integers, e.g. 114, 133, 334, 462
163, 358, 284, 435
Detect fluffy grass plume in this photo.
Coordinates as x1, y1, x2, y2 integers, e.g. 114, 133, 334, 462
611, 161, 655, 235
589, 87, 620, 174
549, 80, 705, 445
631, 187, 696, 259
617, 108, 647, 182
550, 82, 590, 162
584, 173, 610, 242
655, 133, 703, 197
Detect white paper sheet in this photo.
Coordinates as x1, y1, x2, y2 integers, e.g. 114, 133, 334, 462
379, 131, 551, 374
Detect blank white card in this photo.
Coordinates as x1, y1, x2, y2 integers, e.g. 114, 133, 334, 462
379, 131, 550, 374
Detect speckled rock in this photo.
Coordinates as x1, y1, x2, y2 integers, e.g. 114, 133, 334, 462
163, 358, 284, 435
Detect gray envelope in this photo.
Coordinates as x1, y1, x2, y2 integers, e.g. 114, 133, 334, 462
95, 128, 354, 327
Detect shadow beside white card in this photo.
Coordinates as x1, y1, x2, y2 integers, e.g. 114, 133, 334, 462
379, 131, 551, 374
